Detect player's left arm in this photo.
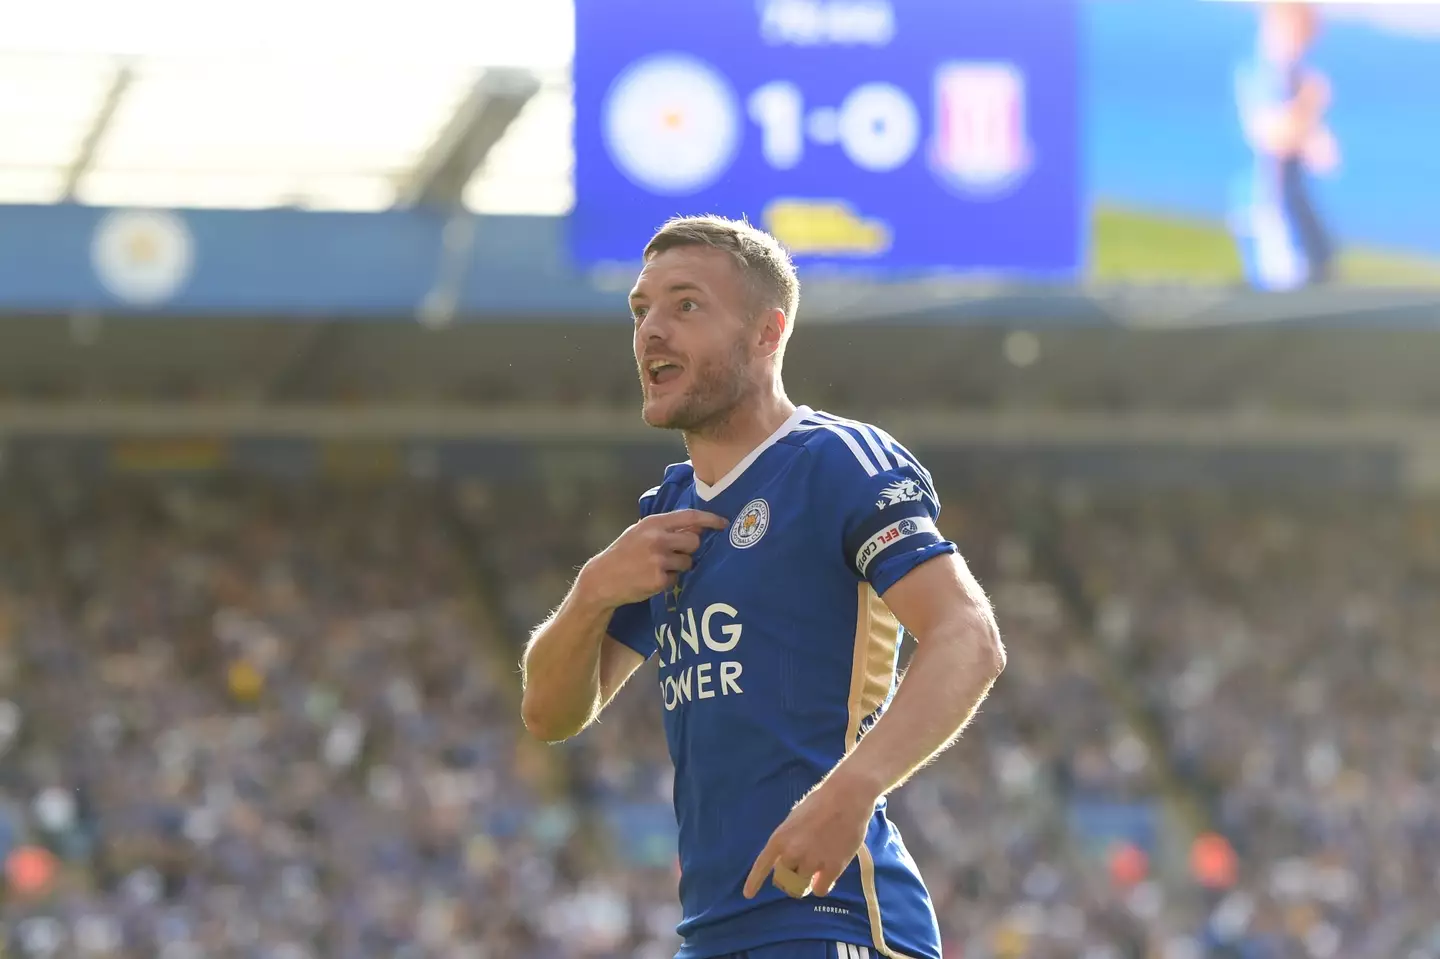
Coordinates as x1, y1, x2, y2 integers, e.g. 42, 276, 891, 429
828, 550, 1004, 800
746, 458, 1004, 901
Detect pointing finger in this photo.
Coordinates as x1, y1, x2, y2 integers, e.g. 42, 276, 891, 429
659, 531, 702, 555
743, 837, 781, 900
662, 509, 729, 531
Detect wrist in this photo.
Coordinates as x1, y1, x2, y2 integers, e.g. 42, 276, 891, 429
572, 558, 621, 617
826, 758, 888, 807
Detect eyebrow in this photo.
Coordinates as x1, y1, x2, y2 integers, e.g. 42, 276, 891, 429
629, 282, 705, 304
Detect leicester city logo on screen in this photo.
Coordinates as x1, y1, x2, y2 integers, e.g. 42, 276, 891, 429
602, 54, 742, 196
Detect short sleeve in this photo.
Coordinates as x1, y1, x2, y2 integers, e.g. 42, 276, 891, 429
837, 458, 957, 596
607, 602, 656, 659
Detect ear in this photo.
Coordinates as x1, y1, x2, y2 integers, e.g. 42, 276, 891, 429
755, 307, 787, 357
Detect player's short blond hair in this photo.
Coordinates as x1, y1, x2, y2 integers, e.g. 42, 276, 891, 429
643, 215, 800, 351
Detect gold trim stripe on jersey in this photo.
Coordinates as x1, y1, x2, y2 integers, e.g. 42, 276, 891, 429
844, 583, 919, 959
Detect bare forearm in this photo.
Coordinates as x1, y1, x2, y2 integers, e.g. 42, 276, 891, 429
520, 569, 615, 741
829, 607, 1004, 801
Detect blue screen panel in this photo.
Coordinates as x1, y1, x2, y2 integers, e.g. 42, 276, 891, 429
572, 0, 1081, 277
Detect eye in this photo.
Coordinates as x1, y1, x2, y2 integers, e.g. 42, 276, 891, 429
632, 306, 648, 322
680, 299, 698, 312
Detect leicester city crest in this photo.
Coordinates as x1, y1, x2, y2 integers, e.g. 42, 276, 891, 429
729, 498, 770, 549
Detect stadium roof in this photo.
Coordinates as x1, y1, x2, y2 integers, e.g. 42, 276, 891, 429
0, 0, 574, 213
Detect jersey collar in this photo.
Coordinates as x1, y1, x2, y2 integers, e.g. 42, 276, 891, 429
693, 405, 813, 502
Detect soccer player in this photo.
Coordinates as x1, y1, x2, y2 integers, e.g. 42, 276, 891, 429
1232, 1, 1338, 290
520, 216, 1005, 959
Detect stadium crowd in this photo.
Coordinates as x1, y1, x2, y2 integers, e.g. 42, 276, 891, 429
0, 478, 562, 958
0, 472, 1434, 958
1059, 492, 1440, 958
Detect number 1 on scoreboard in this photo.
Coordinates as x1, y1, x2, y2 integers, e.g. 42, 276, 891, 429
748, 81, 806, 170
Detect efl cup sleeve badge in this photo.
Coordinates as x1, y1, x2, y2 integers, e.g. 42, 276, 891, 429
928, 61, 1033, 198
856, 515, 937, 576
729, 499, 771, 549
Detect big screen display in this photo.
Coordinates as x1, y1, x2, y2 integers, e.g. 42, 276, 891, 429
571, 0, 1082, 276
1088, 0, 1440, 290
572, 0, 1440, 290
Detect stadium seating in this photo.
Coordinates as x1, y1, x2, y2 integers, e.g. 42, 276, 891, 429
1055, 492, 1440, 959
0, 476, 1435, 958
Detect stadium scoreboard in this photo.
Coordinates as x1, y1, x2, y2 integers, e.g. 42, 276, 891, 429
572, 0, 1081, 276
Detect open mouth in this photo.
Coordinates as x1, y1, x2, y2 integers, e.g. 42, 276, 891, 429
646, 359, 684, 386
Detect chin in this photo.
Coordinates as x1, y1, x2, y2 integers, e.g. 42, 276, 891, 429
641, 400, 678, 429
643, 397, 705, 432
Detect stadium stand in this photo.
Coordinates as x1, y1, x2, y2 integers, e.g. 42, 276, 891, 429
1056, 491, 1440, 958
0, 478, 553, 957
0, 460, 1437, 958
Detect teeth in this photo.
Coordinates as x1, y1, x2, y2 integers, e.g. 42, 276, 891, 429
649, 360, 675, 373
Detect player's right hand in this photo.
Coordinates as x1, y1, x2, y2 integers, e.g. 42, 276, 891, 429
581, 509, 729, 607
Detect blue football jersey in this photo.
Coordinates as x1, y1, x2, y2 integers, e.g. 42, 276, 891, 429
608, 406, 955, 959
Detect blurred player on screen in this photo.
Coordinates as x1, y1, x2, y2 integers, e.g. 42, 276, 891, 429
520, 215, 1005, 959
1233, 1, 1339, 290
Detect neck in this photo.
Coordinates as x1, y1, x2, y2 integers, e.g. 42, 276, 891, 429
685, 388, 797, 488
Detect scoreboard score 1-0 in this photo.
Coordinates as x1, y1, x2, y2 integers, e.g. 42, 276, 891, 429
572, 0, 1081, 276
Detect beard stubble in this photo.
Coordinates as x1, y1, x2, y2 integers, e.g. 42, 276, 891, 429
642, 338, 753, 437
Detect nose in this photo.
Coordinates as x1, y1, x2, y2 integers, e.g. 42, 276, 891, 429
636, 310, 671, 345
